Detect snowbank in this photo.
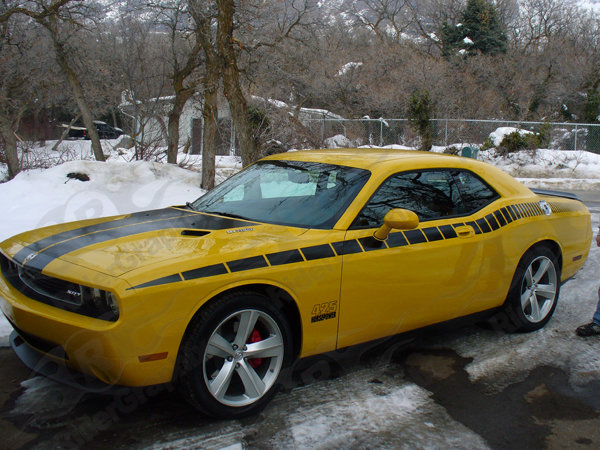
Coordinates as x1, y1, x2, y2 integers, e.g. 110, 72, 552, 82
479, 148, 600, 180
488, 127, 534, 147
0, 160, 205, 243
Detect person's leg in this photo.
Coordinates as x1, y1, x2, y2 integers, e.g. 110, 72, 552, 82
576, 287, 600, 336
593, 286, 600, 325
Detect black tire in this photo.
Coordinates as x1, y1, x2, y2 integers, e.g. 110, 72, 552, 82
492, 246, 561, 333
178, 291, 292, 418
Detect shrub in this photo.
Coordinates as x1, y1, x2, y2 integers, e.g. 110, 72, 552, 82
443, 146, 461, 155
481, 137, 495, 150
497, 131, 538, 155
537, 122, 551, 148
407, 89, 433, 151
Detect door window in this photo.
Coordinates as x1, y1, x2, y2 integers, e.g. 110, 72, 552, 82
352, 169, 498, 228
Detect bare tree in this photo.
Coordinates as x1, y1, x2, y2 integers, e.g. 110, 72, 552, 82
7, 1, 108, 162
347, 0, 414, 43
148, 1, 204, 164
189, 1, 219, 190
0, 2, 58, 178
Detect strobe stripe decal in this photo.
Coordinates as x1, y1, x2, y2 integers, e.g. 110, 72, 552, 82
266, 249, 304, 266
130, 274, 183, 290
126, 201, 565, 290
182, 263, 228, 280
227, 255, 268, 272
332, 240, 362, 255
301, 244, 336, 260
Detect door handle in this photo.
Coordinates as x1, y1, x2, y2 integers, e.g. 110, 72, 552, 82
455, 225, 475, 238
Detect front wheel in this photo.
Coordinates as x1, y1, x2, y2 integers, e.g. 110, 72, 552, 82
494, 246, 561, 333
178, 292, 292, 418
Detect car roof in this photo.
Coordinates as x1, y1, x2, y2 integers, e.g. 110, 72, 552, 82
264, 148, 466, 170
262, 148, 533, 199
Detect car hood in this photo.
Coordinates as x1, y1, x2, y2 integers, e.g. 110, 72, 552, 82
3, 207, 307, 278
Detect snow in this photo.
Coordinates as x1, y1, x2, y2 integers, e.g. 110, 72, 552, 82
336, 61, 363, 76
488, 126, 534, 147
478, 147, 600, 180
12, 376, 85, 416
463, 36, 474, 45
324, 134, 355, 148
274, 379, 488, 448
0, 160, 204, 243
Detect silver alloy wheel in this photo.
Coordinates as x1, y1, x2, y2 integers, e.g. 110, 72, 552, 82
203, 309, 284, 407
520, 255, 557, 323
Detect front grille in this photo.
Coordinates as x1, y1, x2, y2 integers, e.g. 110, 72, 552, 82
18, 265, 83, 306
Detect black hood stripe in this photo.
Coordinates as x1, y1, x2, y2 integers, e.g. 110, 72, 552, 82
14, 207, 257, 271
15, 208, 192, 262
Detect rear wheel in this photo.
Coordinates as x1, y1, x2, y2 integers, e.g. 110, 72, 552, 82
178, 292, 292, 418
494, 246, 560, 332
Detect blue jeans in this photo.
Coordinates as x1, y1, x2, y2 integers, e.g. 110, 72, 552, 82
594, 287, 600, 325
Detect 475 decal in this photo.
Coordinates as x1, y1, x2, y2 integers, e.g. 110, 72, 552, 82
311, 301, 337, 323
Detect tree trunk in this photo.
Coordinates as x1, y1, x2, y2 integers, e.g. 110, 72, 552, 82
194, 5, 220, 189
50, 33, 105, 162
166, 94, 189, 164
0, 114, 20, 179
52, 114, 80, 151
217, 0, 258, 167
167, 112, 181, 164
202, 88, 218, 190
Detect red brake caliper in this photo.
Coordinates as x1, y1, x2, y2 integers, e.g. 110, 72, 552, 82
247, 329, 262, 368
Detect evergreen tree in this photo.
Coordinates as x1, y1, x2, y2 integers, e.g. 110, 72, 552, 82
408, 90, 433, 151
441, 0, 507, 56
584, 86, 600, 154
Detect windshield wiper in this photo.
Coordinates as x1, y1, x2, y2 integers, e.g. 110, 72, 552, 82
185, 202, 196, 211
204, 211, 250, 221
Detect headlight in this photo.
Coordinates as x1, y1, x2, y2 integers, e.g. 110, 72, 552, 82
1, 253, 119, 322
81, 287, 120, 321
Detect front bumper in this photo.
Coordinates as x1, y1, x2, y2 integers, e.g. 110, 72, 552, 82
0, 277, 178, 388
9, 330, 124, 393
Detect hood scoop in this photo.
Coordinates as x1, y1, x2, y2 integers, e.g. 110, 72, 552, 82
181, 230, 210, 237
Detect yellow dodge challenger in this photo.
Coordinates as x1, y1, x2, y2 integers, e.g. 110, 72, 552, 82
0, 149, 592, 417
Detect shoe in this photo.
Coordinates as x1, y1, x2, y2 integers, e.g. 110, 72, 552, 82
576, 323, 600, 337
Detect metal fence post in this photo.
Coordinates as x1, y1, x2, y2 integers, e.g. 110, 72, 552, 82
321, 119, 325, 143
574, 124, 578, 151
444, 119, 448, 147
380, 120, 383, 146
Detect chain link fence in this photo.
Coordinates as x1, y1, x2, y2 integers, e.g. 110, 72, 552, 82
301, 118, 600, 153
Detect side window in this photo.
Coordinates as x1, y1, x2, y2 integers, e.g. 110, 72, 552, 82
352, 170, 463, 228
452, 171, 499, 212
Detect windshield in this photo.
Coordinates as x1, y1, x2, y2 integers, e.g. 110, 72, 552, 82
191, 160, 370, 229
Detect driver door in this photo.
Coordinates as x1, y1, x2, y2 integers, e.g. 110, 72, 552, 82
336, 169, 502, 348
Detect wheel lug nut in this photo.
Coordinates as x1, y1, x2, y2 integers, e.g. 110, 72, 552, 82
227, 356, 233, 362
243, 345, 247, 351
232, 344, 238, 350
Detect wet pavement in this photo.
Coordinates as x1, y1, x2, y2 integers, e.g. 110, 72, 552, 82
1, 327, 600, 450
